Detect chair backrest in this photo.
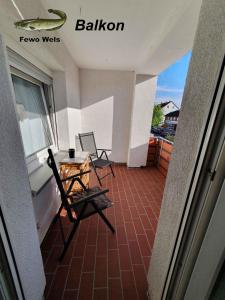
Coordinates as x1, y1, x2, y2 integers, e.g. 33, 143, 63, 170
79, 132, 98, 159
47, 149, 73, 221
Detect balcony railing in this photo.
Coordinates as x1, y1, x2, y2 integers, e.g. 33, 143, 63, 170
147, 137, 173, 176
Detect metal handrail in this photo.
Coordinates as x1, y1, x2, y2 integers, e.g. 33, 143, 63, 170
154, 135, 174, 145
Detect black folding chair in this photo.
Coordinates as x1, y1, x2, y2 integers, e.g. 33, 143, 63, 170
78, 132, 115, 186
47, 149, 115, 261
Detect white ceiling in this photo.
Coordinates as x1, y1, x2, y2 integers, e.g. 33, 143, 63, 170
41, 0, 202, 74
1, 0, 202, 74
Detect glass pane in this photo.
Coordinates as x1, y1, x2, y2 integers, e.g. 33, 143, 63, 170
11, 75, 52, 157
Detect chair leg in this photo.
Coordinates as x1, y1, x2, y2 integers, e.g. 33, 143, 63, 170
58, 215, 66, 246
98, 210, 115, 233
109, 164, 115, 177
91, 202, 115, 233
93, 166, 102, 186
59, 220, 80, 261
59, 203, 88, 261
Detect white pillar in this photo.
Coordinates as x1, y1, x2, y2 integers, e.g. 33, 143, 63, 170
127, 75, 157, 167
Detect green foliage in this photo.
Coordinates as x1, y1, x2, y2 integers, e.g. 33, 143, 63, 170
152, 104, 163, 127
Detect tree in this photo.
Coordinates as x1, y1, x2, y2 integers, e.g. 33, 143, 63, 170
152, 104, 163, 127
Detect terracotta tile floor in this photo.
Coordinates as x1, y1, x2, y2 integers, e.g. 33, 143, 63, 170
41, 165, 165, 300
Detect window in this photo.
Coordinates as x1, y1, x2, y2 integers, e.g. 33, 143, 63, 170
11, 74, 53, 158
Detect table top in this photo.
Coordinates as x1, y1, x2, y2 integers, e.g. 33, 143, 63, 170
59, 151, 89, 165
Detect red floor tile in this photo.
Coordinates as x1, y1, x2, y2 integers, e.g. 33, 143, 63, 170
93, 288, 108, 300
73, 235, 87, 257
66, 257, 83, 289
78, 272, 94, 300
108, 249, 120, 278
137, 234, 151, 257
117, 225, 127, 244
125, 222, 136, 241
123, 208, 132, 222
145, 229, 155, 249
107, 231, 118, 249
140, 214, 153, 231
47, 266, 68, 300
94, 256, 107, 287
119, 244, 132, 270
133, 264, 148, 300
109, 278, 123, 300
133, 218, 145, 235
45, 246, 62, 273
96, 234, 107, 257
121, 270, 138, 300
87, 226, 98, 245
41, 165, 165, 300
44, 273, 54, 298
63, 290, 78, 300
129, 240, 143, 265
82, 245, 96, 272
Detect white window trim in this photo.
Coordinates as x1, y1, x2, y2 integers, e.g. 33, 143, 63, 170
7, 47, 52, 85
9, 58, 57, 175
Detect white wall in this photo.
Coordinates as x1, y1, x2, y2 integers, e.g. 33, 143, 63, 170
53, 71, 70, 150
53, 48, 81, 149
66, 63, 81, 148
148, 0, 225, 299
52, 65, 81, 150
80, 69, 135, 163
33, 178, 61, 243
0, 35, 45, 300
128, 75, 157, 167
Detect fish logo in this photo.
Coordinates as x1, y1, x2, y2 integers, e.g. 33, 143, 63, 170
14, 9, 67, 31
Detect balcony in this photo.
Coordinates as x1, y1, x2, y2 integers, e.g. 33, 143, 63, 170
41, 165, 165, 299
0, 0, 210, 298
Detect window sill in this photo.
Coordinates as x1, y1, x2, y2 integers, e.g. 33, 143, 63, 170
29, 151, 67, 196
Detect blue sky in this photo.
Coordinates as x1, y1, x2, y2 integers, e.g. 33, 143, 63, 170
155, 51, 192, 107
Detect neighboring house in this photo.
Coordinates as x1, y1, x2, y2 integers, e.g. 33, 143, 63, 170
160, 101, 179, 123
165, 109, 180, 130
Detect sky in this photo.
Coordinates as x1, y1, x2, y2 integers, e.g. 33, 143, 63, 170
155, 51, 192, 107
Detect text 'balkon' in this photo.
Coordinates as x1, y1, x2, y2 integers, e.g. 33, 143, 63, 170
75, 19, 125, 31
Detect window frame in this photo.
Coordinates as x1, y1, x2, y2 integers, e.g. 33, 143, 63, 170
10, 67, 57, 174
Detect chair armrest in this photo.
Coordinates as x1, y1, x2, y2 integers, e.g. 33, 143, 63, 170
98, 149, 111, 160
97, 148, 112, 152
61, 169, 91, 182
69, 188, 109, 205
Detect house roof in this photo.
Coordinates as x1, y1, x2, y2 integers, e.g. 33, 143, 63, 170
160, 101, 171, 108
165, 110, 180, 117
160, 101, 179, 109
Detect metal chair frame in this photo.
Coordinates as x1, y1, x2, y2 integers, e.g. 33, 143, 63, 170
47, 149, 115, 261
78, 132, 115, 186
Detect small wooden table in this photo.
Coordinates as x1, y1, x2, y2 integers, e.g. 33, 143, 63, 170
59, 151, 90, 193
